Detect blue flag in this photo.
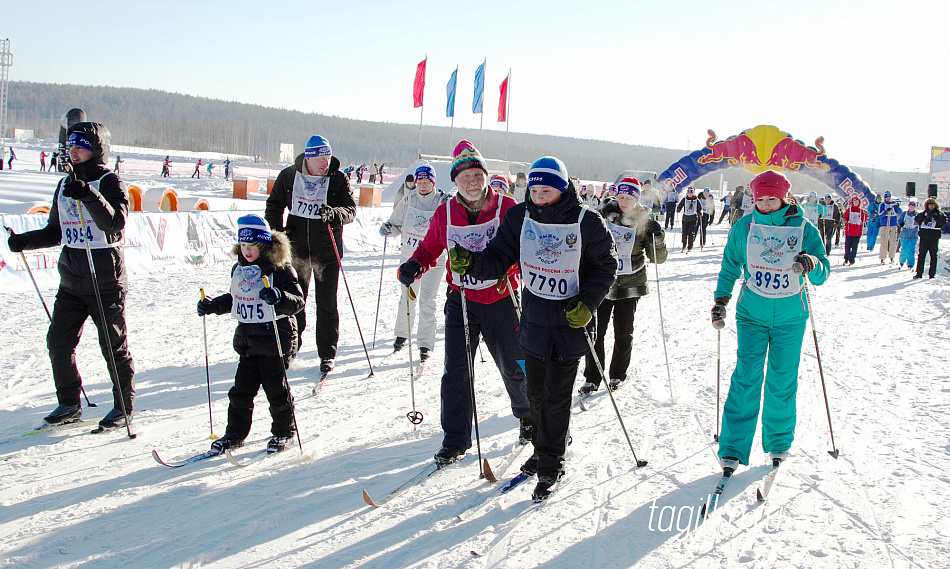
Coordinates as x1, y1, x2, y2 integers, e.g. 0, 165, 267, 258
473, 62, 485, 114
446, 68, 457, 118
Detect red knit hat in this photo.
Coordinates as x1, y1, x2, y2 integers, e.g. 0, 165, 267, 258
750, 170, 791, 200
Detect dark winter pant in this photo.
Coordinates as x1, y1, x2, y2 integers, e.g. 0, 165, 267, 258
700, 213, 713, 246
525, 351, 580, 478
293, 256, 340, 360
664, 205, 676, 229
844, 235, 860, 264
819, 220, 835, 254
717, 208, 730, 224
226, 355, 294, 440
916, 236, 940, 278
681, 215, 698, 250
584, 297, 638, 387
440, 289, 529, 451
47, 288, 135, 412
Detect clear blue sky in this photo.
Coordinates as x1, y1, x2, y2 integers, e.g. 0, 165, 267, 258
4, 0, 947, 172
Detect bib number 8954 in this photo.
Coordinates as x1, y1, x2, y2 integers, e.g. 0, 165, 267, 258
754, 270, 789, 290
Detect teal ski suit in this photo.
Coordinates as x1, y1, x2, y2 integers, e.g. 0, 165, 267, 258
715, 203, 830, 465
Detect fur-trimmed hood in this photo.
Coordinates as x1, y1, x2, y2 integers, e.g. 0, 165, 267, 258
923, 197, 940, 209
231, 230, 293, 271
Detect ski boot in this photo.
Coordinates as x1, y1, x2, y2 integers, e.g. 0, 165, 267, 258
393, 337, 407, 352
266, 434, 294, 454
434, 445, 465, 466
43, 404, 81, 425
577, 382, 598, 396
94, 408, 131, 432
608, 376, 627, 391
419, 347, 431, 362
520, 454, 538, 476
719, 456, 739, 474
532, 470, 564, 501
211, 433, 244, 454
319, 358, 334, 374
518, 418, 535, 444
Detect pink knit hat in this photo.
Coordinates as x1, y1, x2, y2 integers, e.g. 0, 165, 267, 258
750, 170, 791, 201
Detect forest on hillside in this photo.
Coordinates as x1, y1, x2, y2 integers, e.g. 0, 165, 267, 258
3, 81, 925, 191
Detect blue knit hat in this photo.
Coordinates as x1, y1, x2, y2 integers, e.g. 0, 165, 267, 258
883, 190, 892, 198
528, 156, 569, 192
67, 132, 94, 153
616, 177, 641, 198
490, 175, 509, 192
237, 214, 272, 246
305, 135, 332, 158
415, 162, 436, 183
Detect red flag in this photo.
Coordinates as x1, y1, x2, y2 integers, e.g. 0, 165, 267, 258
497, 75, 509, 122
413, 58, 427, 108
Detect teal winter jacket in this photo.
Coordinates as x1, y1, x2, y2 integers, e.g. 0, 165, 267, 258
714, 203, 830, 328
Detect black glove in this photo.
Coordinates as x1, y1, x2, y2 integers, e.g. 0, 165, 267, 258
792, 254, 818, 275
6, 230, 27, 253
259, 286, 281, 305
62, 180, 90, 200
318, 205, 334, 223
646, 219, 663, 237
397, 259, 423, 286
197, 298, 214, 316
711, 297, 728, 329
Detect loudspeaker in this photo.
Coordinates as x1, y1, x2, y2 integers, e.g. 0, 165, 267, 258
928, 184, 938, 198
906, 182, 916, 197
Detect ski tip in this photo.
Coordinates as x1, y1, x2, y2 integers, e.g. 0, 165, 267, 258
482, 459, 498, 483
828, 449, 840, 459
470, 550, 483, 557
362, 489, 380, 508
756, 489, 765, 502
224, 449, 246, 468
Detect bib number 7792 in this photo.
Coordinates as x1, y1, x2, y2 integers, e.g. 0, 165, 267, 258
753, 270, 789, 291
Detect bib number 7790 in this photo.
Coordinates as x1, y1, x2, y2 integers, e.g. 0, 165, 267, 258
527, 270, 568, 296
753, 270, 789, 291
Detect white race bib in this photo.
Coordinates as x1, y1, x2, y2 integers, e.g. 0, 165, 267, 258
290, 171, 329, 219
820, 205, 835, 220
848, 211, 863, 225
447, 202, 501, 290
520, 208, 584, 300
58, 174, 118, 249
607, 220, 639, 276
741, 194, 753, 211
920, 216, 937, 230
403, 205, 435, 251
745, 222, 805, 299
682, 199, 699, 216
230, 265, 276, 324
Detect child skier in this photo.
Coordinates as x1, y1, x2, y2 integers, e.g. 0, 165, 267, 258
449, 156, 618, 500
710, 170, 830, 472
897, 201, 919, 270
197, 214, 304, 453
842, 195, 868, 265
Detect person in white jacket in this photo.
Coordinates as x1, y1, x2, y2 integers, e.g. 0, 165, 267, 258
380, 162, 450, 360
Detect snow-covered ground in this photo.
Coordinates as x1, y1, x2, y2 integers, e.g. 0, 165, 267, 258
1, 155, 949, 569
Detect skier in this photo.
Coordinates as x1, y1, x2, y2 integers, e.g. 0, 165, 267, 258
489, 174, 510, 197
192, 159, 202, 179
197, 214, 304, 453
717, 192, 731, 224
914, 197, 948, 279
866, 194, 882, 250
264, 135, 356, 374
449, 154, 618, 501
582, 185, 600, 209
206, 161, 214, 177
161, 156, 171, 177
114, 155, 124, 174
224, 158, 231, 180
356, 164, 364, 184
818, 194, 840, 254
676, 187, 703, 252
397, 140, 532, 466
7, 147, 15, 169
699, 188, 716, 247
710, 169, 830, 472
577, 177, 666, 395
513, 172, 528, 203
639, 179, 662, 218
393, 174, 416, 205
5, 123, 136, 430
379, 162, 450, 360
877, 191, 901, 264
800, 192, 821, 228
842, 195, 868, 265
662, 183, 678, 229
40, 151, 47, 171
728, 186, 745, 225
49, 152, 59, 172
898, 200, 919, 270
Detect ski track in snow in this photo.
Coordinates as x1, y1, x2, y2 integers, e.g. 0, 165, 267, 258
1, 157, 949, 568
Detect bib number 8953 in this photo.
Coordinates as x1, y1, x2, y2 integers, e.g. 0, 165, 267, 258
527, 270, 568, 296
754, 270, 789, 290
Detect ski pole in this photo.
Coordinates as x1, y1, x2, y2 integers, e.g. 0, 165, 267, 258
802, 277, 840, 459
651, 232, 675, 401
715, 328, 720, 442
200, 288, 217, 439
372, 235, 387, 348
5, 226, 96, 408
71, 168, 134, 439
405, 291, 422, 426
261, 276, 305, 454
504, 275, 522, 320
458, 281, 488, 480
583, 330, 648, 467
326, 223, 374, 377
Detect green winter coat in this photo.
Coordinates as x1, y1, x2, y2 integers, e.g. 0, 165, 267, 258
715, 203, 830, 327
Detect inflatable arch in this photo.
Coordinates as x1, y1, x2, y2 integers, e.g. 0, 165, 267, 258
656, 125, 873, 209
127, 185, 144, 211
143, 187, 179, 212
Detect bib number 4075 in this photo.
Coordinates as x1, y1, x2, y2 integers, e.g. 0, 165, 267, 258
237, 302, 265, 320
754, 270, 789, 291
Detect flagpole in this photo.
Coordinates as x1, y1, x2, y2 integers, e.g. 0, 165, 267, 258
505, 68, 511, 161
478, 58, 486, 149
417, 54, 426, 158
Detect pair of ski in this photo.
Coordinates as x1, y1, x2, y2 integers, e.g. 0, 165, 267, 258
700, 458, 783, 519
151, 446, 274, 468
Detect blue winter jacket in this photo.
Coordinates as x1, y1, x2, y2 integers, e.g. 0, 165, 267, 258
878, 201, 902, 227
715, 204, 830, 328
898, 211, 919, 240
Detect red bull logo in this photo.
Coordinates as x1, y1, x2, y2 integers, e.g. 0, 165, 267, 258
765, 136, 831, 173
698, 130, 761, 168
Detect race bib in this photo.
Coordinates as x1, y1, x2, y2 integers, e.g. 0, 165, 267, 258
290, 171, 329, 219
403, 205, 435, 251
920, 216, 937, 230
745, 222, 805, 299
230, 265, 276, 324
58, 174, 118, 249
520, 208, 584, 300
447, 202, 501, 290
607, 220, 639, 276
848, 211, 863, 224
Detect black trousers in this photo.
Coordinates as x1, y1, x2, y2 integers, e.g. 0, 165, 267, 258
717, 208, 730, 224
293, 256, 340, 360
844, 235, 860, 263
916, 236, 940, 278
584, 297, 639, 386
664, 206, 676, 229
226, 355, 294, 439
819, 220, 835, 254
681, 216, 698, 250
440, 289, 529, 450
700, 213, 713, 246
525, 351, 580, 478
48, 287, 135, 411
